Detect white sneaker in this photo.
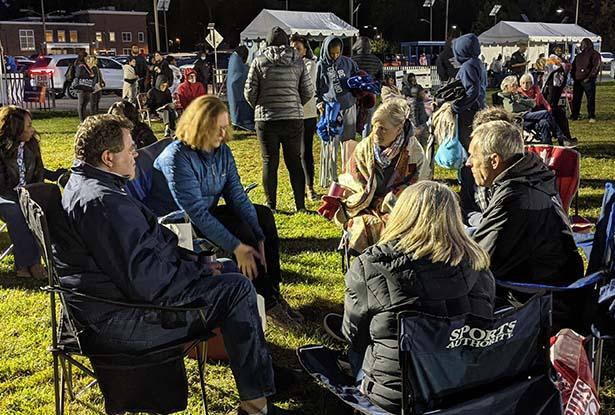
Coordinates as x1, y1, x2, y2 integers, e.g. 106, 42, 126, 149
589, 118, 596, 123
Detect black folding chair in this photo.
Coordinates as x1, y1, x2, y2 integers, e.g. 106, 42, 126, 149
18, 183, 212, 415
297, 295, 561, 415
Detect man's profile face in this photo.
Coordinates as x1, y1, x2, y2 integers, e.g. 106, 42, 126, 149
466, 139, 498, 188
107, 129, 138, 180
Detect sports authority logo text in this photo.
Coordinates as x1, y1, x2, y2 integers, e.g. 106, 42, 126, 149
447, 320, 517, 349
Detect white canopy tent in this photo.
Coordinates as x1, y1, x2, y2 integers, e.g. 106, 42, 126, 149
478, 21, 601, 71
240, 9, 358, 43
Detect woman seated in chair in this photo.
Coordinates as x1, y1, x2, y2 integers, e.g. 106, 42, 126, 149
153, 95, 302, 325
0, 106, 66, 279
146, 75, 176, 138
498, 75, 570, 147
338, 181, 495, 413
108, 100, 157, 149
326, 98, 424, 254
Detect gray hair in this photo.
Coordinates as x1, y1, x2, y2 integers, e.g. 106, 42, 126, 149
500, 75, 518, 91
372, 98, 411, 128
519, 73, 534, 85
471, 120, 523, 162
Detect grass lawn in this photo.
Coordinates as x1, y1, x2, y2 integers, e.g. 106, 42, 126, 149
1, 85, 615, 414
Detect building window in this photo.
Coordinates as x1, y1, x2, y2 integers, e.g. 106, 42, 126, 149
138, 32, 145, 43
123, 48, 132, 55
19, 29, 35, 51
45, 30, 53, 43
109, 32, 116, 42
57, 30, 65, 42
69, 30, 78, 43
121, 32, 132, 43
96, 32, 103, 42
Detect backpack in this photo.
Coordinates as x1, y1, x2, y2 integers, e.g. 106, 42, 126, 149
65, 64, 75, 82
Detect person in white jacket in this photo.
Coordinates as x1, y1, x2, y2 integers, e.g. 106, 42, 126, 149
291, 34, 318, 201
122, 57, 138, 102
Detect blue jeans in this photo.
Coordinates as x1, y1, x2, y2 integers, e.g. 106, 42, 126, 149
523, 110, 565, 145
0, 195, 40, 268
83, 273, 275, 401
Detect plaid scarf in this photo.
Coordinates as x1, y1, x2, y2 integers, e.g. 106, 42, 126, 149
373, 132, 406, 169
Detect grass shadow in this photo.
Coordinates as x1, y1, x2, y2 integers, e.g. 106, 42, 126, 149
281, 237, 341, 255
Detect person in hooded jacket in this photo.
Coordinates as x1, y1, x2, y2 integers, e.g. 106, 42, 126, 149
351, 37, 383, 138
467, 120, 586, 333
193, 51, 211, 91
336, 181, 495, 413
108, 100, 157, 149
244, 26, 314, 212
226, 46, 254, 131
176, 68, 206, 110
316, 35, 360, 171
451, 33, 487, 218
436, 27, 461, 82
122, 57, 139, 102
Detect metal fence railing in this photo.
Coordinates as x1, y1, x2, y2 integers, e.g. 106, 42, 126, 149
383, 65, 442, 90
1, 73, 56, 110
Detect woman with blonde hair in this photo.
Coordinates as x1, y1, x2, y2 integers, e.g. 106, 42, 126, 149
320, 98, 425, 253
325, 181, 495, 413
153, 95, 302, 324
85, 55, 105, 115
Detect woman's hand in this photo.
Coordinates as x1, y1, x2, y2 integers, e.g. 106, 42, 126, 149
233, 243, 262, 280
257, 240, 267, 272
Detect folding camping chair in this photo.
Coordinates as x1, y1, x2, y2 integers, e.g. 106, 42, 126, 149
136, 93, 151, 126
525, 144, 593, 233
297, 294, 562, 415
18, 183, 211, 415
0, 223, 13, 261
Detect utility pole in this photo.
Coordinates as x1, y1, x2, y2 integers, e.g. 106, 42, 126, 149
430, 3, 433, 41
153, 0, 160, 51
575, 0, 579, 24
349, 0, 353, 26
163, 9, 169, 53
445, 0, 449, 40
40, 0, 46, 54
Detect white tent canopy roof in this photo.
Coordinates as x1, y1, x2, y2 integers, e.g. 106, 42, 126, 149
478, 21, 601, 45
240, 9, 359, 41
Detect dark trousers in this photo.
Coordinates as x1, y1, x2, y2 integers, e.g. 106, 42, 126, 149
77, 91, 91, 122
571, 79, 596, 119
302, 118, 317, 189
84, 273, 275, 401
457, 107, 480, 217
211, 204, 281, 309
256, 119, 305, 210
90, 91, 102, 115
0, 195, 40, 268
523, 110, 565, 145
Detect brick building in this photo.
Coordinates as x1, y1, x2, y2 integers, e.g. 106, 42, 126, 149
0, 9, 148, 57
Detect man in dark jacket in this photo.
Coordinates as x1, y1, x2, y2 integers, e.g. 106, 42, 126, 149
146, 75, 176, 137
57, 114, 285, 415
151, 51, 173, 89
571, 38, 602, 122
508, 43, 529, 78
468, 120, 585, 331
193, 51, 211, 91
244, 26, 313, 212
130, 44, 149, 93
351, 36, 383, 138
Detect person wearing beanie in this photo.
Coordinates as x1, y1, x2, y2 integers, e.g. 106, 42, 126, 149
351, 36, 383, 137
146, 75, 176, 137
245, 26, 314, 216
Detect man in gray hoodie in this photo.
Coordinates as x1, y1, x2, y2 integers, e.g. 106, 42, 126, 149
316, 35, 359, 170
245, 26, 314, 212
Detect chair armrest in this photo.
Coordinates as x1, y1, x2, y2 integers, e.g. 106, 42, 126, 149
42, 285, 206, 312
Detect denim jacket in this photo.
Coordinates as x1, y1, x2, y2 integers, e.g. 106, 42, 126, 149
154, 140, 264, 252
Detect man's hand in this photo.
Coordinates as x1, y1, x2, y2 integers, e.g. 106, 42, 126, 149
317, 102, 325, 114
233, 243, 262, 280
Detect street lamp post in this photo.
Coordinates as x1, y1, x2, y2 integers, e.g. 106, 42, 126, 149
40, 0, 46, 54
575, 0, 579, 24
445, 0, 449, 40
423, 0, 435, 42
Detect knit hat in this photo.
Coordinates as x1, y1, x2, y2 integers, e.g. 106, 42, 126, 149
267, 26, 289, 47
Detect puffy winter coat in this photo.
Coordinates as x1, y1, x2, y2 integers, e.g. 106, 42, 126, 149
244, 45, 313, 122
0, 139, 44, 200
342, 242, 495, 413
176, 68, 206, 109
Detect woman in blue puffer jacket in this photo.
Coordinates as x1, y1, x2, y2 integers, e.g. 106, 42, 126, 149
153, 95, 302, 324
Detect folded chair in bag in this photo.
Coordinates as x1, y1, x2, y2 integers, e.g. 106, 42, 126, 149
18, 183, 212, 415
0, 222, 13, 261
297, 295, 561, 415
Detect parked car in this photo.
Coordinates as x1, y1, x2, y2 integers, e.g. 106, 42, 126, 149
28, 54, 124, 99
16, 59, 34, 73
600, 51, 613, 68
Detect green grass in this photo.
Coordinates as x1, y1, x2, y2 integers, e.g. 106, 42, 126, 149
1, 86, 615, 414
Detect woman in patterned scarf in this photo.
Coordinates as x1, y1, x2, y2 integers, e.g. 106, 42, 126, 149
336, 98, 425, 253
0, 106, 65, 279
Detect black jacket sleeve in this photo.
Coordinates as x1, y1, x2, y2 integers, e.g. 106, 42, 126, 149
342, 256, 372, 355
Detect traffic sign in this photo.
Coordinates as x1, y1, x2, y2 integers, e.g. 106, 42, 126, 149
206, 29, 223, 49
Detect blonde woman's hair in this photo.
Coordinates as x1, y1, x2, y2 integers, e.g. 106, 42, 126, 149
500, 75, 518, 91
175, 95, 233, 150
519, 73, 534, 86
86, 55, 98, 67
371, 98, 410, 130
379, 181, 490, 271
